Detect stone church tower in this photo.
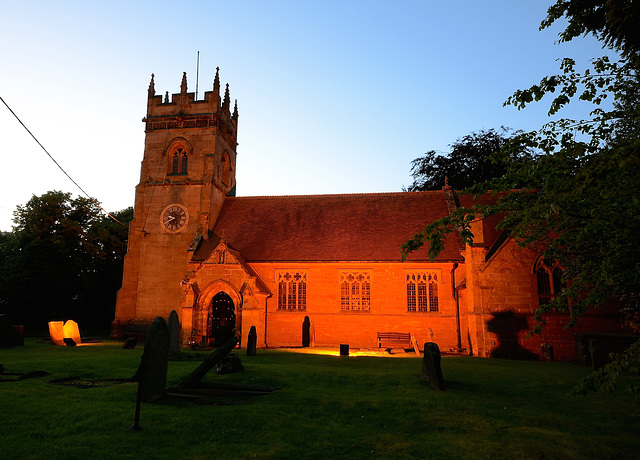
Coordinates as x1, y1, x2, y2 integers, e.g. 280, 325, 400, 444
115, 70, 238, 326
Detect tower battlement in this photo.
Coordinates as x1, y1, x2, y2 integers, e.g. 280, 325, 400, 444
144, 69, 238, 139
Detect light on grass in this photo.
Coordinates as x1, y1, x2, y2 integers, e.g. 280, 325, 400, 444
278, 347, 417, 358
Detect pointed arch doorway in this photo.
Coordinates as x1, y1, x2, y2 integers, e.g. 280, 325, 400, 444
208, 292, 236, 347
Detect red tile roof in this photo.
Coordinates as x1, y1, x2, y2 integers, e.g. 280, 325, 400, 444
193, 191, 465, 263
458, 191, 508, 251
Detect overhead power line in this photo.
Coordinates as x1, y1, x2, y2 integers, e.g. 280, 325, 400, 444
0, 95, 125, 226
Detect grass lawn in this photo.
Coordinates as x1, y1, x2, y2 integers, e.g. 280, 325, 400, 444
1, 339, 639, 459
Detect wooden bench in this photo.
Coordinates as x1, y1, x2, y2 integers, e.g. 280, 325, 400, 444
377, 332, 412, 349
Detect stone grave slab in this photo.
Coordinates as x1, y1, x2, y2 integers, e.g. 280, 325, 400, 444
174, 336, 238, 390
167, 336, 280, 404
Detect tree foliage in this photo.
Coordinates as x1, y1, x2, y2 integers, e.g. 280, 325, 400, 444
0, 191, 133, 333
406, 128, 533, 191
542, 0, 640, 66
403, 0, 640, 392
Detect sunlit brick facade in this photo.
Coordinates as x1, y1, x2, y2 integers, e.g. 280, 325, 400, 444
114, 71, 624, 361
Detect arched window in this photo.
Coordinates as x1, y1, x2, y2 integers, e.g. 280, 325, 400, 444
535, 258, 564, 305
221, 152, 230, 185
169, 147, 188, 175
181, 152, 188, 173
172, 152, 180, 174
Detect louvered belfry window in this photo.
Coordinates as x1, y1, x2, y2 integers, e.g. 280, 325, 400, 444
170, 148, 188, 174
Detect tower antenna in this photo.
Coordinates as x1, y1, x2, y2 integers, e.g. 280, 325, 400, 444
195, 51, 200, 100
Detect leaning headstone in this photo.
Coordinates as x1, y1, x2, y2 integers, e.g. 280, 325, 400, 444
137, 316, 170, 403
422, 342, 445, 391
63, 320, 81, 345
48, 321, 65, 346
167, 310, 180, 356
246, 326, 257, 357
123, 337, 138, 349
174, 336, 238, 390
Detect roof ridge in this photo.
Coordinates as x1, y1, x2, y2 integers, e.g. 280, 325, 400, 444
230, 190, 445, 199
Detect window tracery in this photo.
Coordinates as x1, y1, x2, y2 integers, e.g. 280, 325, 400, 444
277, 271, 307, 310
534, 258, 565, 305
406, 272, 439, 312
340, 272, 371, 311
169, 147, 188, 175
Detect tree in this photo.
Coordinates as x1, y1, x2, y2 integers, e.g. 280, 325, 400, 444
0, 191, 133, 333
403, 1, 640, 393
542, 0, 640, 67
405, 128, 531, 191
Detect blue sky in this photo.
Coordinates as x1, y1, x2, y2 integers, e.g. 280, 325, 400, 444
0, 1, 612, 231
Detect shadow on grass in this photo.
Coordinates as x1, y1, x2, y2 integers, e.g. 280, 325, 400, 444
440, 379, 484, 392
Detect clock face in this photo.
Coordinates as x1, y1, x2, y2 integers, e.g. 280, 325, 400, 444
161, 204, 188, 232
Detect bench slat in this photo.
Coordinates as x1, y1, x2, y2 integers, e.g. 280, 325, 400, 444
377, 332, 412, 348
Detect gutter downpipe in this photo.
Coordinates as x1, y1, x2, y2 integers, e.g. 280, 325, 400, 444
264, 295, 270, 348
452, 262, 462, 351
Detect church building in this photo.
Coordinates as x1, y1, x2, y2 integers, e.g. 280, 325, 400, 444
113, 70, 624, 361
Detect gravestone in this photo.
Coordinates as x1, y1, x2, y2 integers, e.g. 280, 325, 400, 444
0, 314, 23, 348
246, 326, 257, 356
123, 337, 137, 349
63, 320, 81, 345
137, 316, 170, 403
216, 352, 245, 374
0, 315, 8, 347
541, 343, 554, 362
168, 310, 180, 355
340, 344, 349, 356
174, 336, 238, 390
422, 342, 445, 391
48, 321, 65, 346
302, 316, 310, 347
